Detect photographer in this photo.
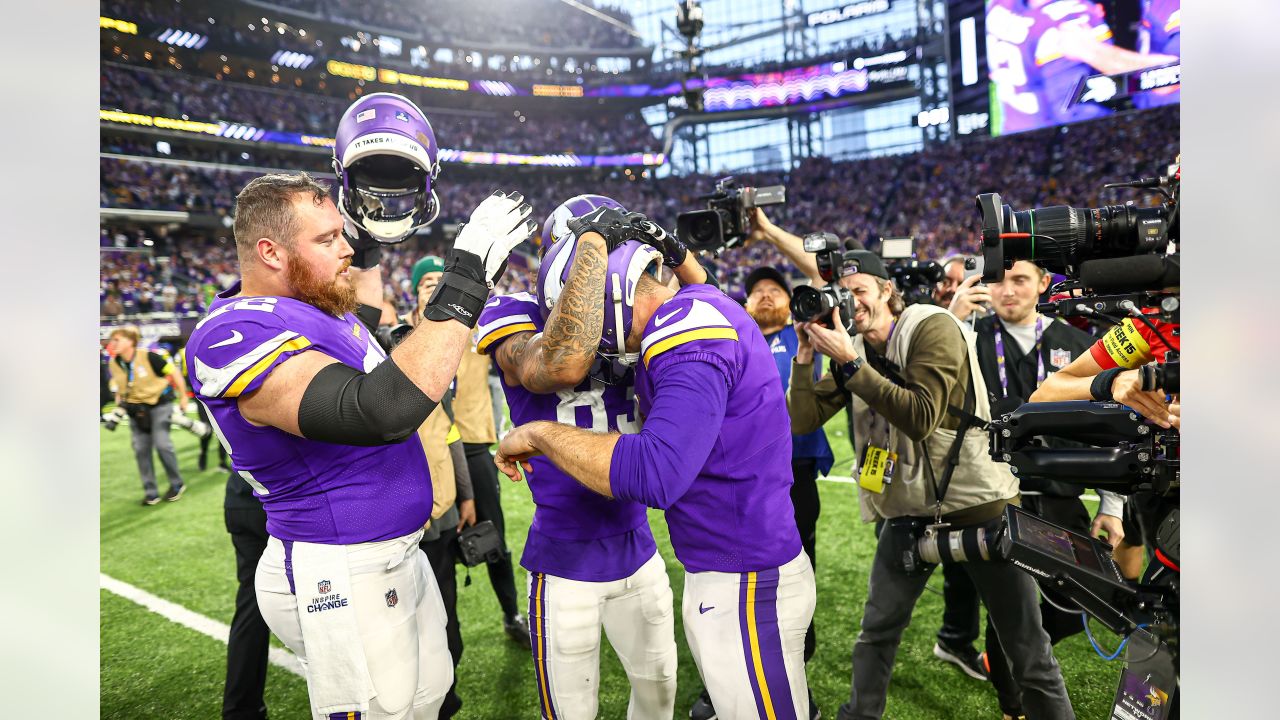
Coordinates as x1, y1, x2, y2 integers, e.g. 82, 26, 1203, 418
933, 255, 970, 308
106, 325, 189, 505
787, 252, 1073, 720
950, 259, 1124, 719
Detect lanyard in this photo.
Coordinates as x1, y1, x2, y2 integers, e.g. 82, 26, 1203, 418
993, 316, 1044, 398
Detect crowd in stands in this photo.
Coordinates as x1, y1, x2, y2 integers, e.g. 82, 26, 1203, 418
101, 64, 660, 155
101, 103, 1179, 312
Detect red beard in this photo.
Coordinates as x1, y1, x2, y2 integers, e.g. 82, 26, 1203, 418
748, 302, 790, 330
286, 256, 357, 317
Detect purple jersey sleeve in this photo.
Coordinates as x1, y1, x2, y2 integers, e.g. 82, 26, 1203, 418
610, 358, 730, 509
187, 296, 316, 399
474, 292, 542, 356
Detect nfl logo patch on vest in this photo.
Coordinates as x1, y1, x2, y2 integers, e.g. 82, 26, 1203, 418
1049, 348, 1072, 369
317, 579, 331, 594
385, 588, 398, 608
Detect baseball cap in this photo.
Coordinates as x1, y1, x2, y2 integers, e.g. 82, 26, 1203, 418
843, 250, 889, 280
411, 255, 446, 291
744, 266, 792, 298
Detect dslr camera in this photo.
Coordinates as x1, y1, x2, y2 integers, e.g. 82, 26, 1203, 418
788, 232, 857, 332
880, 236, 944, 307
676, 176, 785, 253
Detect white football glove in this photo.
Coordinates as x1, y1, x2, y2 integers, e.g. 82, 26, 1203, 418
453, 190, 537, 287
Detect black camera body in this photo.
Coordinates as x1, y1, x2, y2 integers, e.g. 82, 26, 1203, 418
887, 260, 944, 307
457, 520, 505, 567
789, 232, 856, 331
675, 176, 785, 253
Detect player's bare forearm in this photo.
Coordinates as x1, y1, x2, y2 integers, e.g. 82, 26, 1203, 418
530, 420, 620, 497
390, 319, 473, 401
1030, 353, 1103, 402
673, 253, 708, 285
526, 231, 609, 392
350, 264, 384, 309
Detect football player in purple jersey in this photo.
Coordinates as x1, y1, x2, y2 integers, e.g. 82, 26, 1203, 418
474, 195, 710, 719
186, 93, 536, 719
496, 229, 815, 719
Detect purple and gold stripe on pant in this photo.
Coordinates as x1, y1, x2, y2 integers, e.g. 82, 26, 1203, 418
529, 572, 557, 720
738, 568, 797, 720
283, 539, 296, 595
327, 712, 361, 719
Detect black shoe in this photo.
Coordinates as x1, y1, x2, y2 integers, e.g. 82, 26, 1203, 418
809, 689, 821, 720
504, 613, 532, 650
141, 495, 160, 506
933, 641, 989, 681
689, 688, 716, 720
163, 485, 186, 503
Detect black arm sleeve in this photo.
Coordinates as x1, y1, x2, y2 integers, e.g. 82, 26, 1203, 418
297, 359, 438, 446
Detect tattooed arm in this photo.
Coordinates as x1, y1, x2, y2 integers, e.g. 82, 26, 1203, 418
492, 231, 609, 394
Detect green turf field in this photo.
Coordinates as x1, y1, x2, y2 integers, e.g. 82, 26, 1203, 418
100, 414, 1120, 719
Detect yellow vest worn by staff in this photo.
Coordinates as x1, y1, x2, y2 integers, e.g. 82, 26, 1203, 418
108, 350, 174, 406
453, 344, 496, 445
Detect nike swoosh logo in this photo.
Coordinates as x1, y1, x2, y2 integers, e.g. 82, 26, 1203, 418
654, 309, 681, 327
698, 603, 714, 614
210, 330, 244, 349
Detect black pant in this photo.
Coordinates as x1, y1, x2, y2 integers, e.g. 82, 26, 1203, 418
464, 443, 519, 617
986, 495, 1091, 717
791, 457, 821, 663
223, 502, 270, 720
937, 563, 982, 652
421, 526, 463, 717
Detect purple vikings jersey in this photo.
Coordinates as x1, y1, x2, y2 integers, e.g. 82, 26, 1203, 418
187, 283, 432, 545
1134, 0, 1180, 108
475, 293, 657, 582
987, 0, 1113, 134
615, 284, 800, 573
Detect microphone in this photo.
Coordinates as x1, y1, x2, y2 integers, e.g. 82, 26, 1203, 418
1078, 255, 1179, 292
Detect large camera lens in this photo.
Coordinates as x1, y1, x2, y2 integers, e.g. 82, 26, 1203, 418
790, 285, 832, 323
676, 209, 728, 251
1003, 203, 1170, 272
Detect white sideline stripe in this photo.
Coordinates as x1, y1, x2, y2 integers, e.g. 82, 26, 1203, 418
100, 573, 304, 678
819, 476, 1100, 502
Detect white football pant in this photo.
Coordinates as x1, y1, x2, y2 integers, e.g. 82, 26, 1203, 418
682, 551, 816, 720
526, 551, 678, 719
256, 532, 452, 720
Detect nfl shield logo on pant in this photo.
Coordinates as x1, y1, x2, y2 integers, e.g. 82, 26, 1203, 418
385, 588, 398, 608
317, 580, 331, 594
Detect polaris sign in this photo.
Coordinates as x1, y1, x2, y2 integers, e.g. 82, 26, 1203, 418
806, 0, 891, 28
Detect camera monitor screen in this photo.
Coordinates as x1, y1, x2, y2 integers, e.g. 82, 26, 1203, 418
984, 0, 1181, 136
880, 237, 914, 259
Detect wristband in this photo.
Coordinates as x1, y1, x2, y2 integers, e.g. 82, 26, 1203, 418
840, 357, 864, 378
350, 244, 382, 270
1090, 367, 1124, 402
424, 249, 490, 328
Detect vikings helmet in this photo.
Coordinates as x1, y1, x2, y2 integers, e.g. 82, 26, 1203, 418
535, 194, 626, 318
333, 93, 441, 244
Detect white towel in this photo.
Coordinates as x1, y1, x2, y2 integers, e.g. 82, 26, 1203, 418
291, 540, 375, 716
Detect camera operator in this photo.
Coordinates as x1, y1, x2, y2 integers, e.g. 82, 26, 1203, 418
1031, 308, 1180, 579
106, 325, 189, 505
787, 252, 1073, 720
933, 255, 970, 307
950, 259, 1125, 719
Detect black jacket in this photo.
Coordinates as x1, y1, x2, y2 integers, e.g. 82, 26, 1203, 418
973, 314, 1097, 497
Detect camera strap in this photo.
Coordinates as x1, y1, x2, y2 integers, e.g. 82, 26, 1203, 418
921, 370, 979, 523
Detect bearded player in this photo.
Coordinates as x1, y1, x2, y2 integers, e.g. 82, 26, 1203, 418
186, 97, 536, 718
496, 233, 815, 719
473, 196, 711, 719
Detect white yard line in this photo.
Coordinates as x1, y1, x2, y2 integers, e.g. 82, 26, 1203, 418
819, 476, 1099, 502
100, 573, 303, 678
